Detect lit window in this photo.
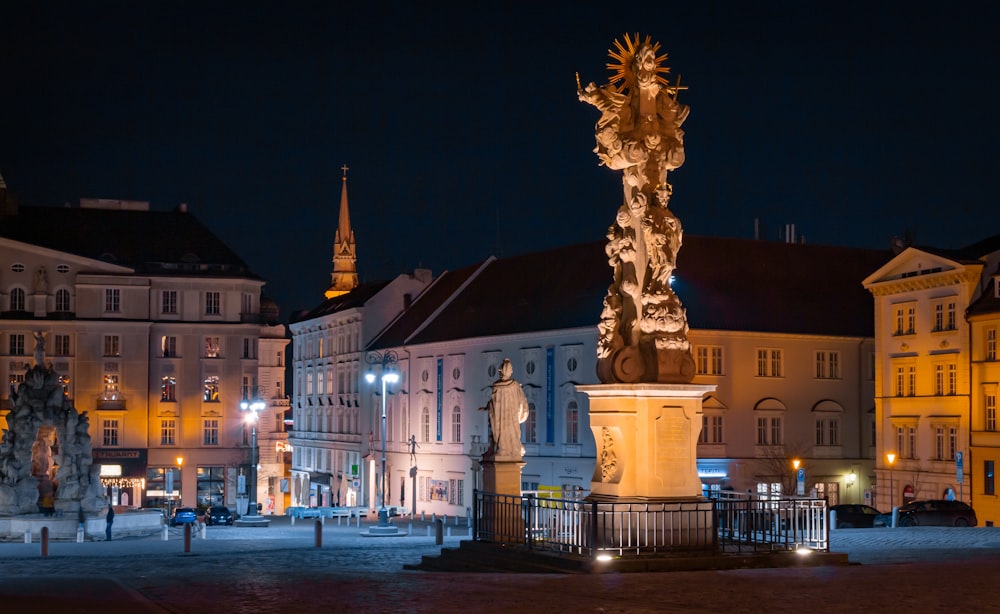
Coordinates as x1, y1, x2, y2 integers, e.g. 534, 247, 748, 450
205, 337, 220, 358
203, 376, 220, 402
103, 372, 120, 400
161, 376, 176, 401
161, 336, 177, 357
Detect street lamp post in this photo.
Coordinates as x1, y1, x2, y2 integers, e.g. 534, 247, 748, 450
886, 452, 896, 512
365, 350, 399, 528
241, 399, 265, 517
792, 458, 802, 496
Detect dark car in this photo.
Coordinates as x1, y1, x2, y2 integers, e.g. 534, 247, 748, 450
170, 507, 198, 526
829, 504, 881, 528
887, 500, 977, 527
206, 505, 234, 526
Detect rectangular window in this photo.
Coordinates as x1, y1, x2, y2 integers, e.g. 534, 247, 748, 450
55, 289, 71, 311
935, 427, 945, 460
205, 291, 221, 315
105, 288, 120, 313
829, 418, 839, 446
203, 376, 220, 402
9, 333, 25, 356
896, 426, 905, 459
946, 301, 956, 330
908, 426, 917, 459
700, 415, 724, 444
988, 328, 997, 361
948, 428, 957, 461
198, 466, 226, 507
907, 366, 916, 397
103, 419, 119, 446
161, 419, 176, 445
162, 290, 178, 314
161, 336, 177, 357
54, 334, 71, 356
815, 351, 841, 379
906, 306, 916, 334
205, 337, 220, 358
894, 307, 904, 335
816, 419, 825, 446
103, 372, 120, 400
756, 349, 783, 377
452, 406, 463, 443
988, 394, 997, 432
203, 419, 219, 445
986, 460, 995, 496
948, 363, 957, 396
895, 366, 905, 397
756, 416, 782, 445
696, 346, 724, 375
935, 364, 945, 396
935, 303, 944, 331
242, 337, 256, 359
103, 335, 120, 357
524, 402, 537, 443
161, 376, 176, 401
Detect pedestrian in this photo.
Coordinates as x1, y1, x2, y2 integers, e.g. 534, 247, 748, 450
105, 503, 115, 541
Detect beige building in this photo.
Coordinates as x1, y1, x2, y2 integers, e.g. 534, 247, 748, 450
864, 238, 1000, 515
0, 191, 289, 514
969, 264, 1000, 525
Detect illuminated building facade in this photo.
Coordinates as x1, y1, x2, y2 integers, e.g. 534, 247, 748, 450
0, 192, 288, 513
864, 237, 1000, 514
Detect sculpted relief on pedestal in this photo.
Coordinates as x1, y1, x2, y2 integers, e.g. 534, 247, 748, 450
579, 33, 695, 384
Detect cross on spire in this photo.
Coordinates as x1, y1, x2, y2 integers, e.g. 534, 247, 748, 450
341, 164, 349, 179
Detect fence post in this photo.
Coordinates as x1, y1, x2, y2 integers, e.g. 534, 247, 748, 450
435, 518, 443, 545
525, 494, 534, 549
472, 489, 479, 542
315, 519, 322, 548
183, 523, 191, 553
590, 499, 598, 558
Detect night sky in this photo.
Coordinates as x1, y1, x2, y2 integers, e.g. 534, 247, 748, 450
2, 2, 998, 320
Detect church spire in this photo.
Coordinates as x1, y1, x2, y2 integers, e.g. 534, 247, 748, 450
325, 164, 359, 299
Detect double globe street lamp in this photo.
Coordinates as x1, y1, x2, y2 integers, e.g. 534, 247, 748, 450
241, 399, 266, 517
365, 350, 399, 528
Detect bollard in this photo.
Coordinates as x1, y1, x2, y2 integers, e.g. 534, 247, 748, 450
320, 514, 326, 526
184, 522, 191, 553
291, 515, 296, 527
408, 522, 413, 536
356, 513, 360, 528
41, 527, 49, 557
24, 530, 31, 544
454, 514, 459, 526
421, 512, 425, 522
432, 513, 437, 524
447, 527, 452, 537
315, 519, 323, 548
434, 519, 443, 545
201, 522, 208, 539
77, 526, 85, 543
162, 525, 169, 541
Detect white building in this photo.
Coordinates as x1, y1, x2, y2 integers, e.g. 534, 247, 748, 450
0, 189, 288, 513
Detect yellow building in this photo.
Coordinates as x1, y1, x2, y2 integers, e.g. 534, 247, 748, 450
968, 262, 1000, 525
864, 238, 1000, 515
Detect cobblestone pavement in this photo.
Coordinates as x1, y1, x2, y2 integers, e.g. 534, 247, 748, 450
2, 518, 999, 613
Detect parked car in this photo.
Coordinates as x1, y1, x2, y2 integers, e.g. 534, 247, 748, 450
170, 507, 198, 526
206, 506, 234, 526
877, 500, 977, 527
829, 504, 881, 528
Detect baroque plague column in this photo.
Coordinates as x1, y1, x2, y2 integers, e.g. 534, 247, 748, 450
577, 34, 714, 502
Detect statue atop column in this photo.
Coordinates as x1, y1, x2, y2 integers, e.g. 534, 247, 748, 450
578, 33, 695, 384
479, 359, 529, 460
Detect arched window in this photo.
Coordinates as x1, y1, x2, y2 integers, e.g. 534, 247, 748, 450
9, 287, 25, 311
523, 402, 537, 443
421, 407, 431, 443
55, 288, 71, 312
451, 405, 462, 443
566, 400, 579, 444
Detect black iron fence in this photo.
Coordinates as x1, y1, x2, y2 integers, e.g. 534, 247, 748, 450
473, 489, 828, 558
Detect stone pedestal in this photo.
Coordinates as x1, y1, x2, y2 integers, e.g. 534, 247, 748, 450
480, 458, 525, 544
577, 383, 715, 499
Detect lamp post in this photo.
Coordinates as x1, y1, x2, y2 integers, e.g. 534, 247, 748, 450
792, 458, 802, 496
241, 399, 265, 517
365, 350, 399, 528
886, 452, 896, 511
846, 472, 857, 504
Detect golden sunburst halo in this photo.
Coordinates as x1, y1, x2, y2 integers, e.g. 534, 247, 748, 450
606, 32, 671, 88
